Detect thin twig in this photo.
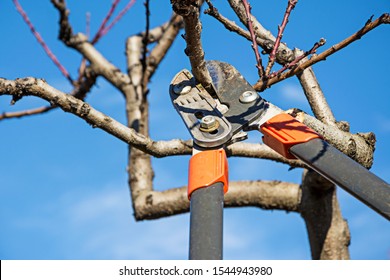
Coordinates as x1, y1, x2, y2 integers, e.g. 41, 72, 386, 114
143, 14, 184, 82
0, 106, 55, 120
269, 38, 326, 79
241, 0, 265, 78
99, 0, 137, 40
254, 13, 390, 91
91, 0, 121, 44
13, 0, 73, 84
86, 12, 91, 39
141, 0, 150, 91
205, 0, 249, 38
265, 0, 298, 76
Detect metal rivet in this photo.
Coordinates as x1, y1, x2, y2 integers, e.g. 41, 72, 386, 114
239, 91, 258, 103
173, 83, 192, 95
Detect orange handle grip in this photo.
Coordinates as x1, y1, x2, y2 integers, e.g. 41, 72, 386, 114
260, 113, 322, 159
188, 149, 228, 200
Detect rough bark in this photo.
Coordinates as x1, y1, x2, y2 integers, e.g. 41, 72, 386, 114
300, 170, 351, 259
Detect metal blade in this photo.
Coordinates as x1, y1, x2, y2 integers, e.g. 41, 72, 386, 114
206, 61, 266, 134
169, 69, 232, 148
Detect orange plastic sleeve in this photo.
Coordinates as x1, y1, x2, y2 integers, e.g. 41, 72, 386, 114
260, 113, 322, 159
188, 149, 228, 200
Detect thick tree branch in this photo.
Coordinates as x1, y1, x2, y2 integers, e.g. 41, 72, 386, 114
65, 33, 133, 97
300, 170, 351, 259
51, 0, 73, 45
133, 180, 300, 220
0, 67, 97, 121
293, 49, 336, 125
0, 78, 375, 167
226, 142, 304, 168
0, 77, 192, 157
51, 0, 132, 98
289, 109, 375, 168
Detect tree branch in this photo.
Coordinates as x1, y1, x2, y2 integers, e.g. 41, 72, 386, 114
91, 0, 121, 44
269, 38, 326, 79
101, 0, 137, 40
265, 0, 298, 76
13, 0, 73, 83
133, 180, 300, 220
300, 169, 350, 259
0, 78, 375, 167
171, 0, 216, 95
288, 109, 375, 168
293, 48, 336, 125
253, 13, 390, 91
228, 0, 295, 64
241, 0, 265, 77
0, 67, 97, 121
144, 14, 183, 82
0, 77, 192, 157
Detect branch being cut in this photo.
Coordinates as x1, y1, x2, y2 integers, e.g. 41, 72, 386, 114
171, 0, 216, 95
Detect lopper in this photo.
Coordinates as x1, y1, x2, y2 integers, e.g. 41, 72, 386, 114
169, 60, 390, 260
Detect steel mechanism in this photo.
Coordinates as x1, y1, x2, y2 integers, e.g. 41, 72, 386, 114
169, 61, 266, 148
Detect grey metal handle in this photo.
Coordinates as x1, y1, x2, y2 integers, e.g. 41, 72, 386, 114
290, 138, 390, 220
189, 182, 224, 260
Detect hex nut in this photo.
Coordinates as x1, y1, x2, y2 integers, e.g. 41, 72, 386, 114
199, 115, 219, 132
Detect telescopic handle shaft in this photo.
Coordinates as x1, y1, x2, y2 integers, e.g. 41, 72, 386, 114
290, 138, 390, 220
189, 183, 224, 260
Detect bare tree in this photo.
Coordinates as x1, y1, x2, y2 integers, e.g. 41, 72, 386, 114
1, 0, 389, 259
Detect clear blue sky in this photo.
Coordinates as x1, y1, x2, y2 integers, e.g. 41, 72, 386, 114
0, 0, 389, 259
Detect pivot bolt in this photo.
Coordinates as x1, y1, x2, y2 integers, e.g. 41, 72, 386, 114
199, 115, 219, 132
239, 91, 258, 103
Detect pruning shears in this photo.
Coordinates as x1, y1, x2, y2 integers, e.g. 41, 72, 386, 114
169, 61, 390, 260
